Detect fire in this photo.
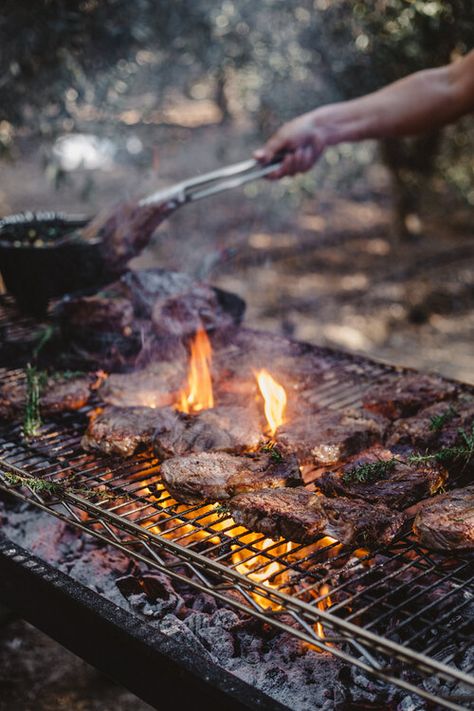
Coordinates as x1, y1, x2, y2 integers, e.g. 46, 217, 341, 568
315, 584, 333, 641
255, 369, 287, 437
177, 328, 214, 413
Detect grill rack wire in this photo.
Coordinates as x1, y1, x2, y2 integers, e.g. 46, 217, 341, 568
0, 297, 473, 711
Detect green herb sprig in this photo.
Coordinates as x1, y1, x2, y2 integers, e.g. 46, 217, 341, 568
261, 442, 284, 463
1, 468, 113, 503
23, 364, 46, 438
342, 458, 398, 485
408, 423, 474, 467
429, 405, 458, 432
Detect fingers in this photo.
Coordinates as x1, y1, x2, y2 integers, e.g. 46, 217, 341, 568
265, 145, 319, 180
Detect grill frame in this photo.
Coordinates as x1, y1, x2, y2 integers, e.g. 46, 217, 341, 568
0, 297, 473, 710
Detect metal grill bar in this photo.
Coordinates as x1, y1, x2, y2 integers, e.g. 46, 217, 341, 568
0, 307, 473, 708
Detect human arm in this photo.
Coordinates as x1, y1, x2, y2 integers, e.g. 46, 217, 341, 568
255, 51, 474, 178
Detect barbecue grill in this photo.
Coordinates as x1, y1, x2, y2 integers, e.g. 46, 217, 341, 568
0, 294, 473, 710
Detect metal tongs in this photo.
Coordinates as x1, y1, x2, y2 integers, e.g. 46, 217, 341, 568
138, 157, 282, 209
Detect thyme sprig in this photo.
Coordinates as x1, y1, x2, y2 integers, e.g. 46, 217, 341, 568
1, 469, 112, 502
23, 364, 46, 438
261, 441, 284, 463
214, 502, 230, 517
429, 405, 458, 432
408, 423, 474, 466
342, 458, 398, 485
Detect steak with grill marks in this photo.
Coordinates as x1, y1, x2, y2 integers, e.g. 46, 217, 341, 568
413, 486, 474, 551
160, 451, 302, 504
0, 373, 97, 421
362, 373, 457, 420
276, 409, 387, 467
387, 400, 474, 451
81, 405, 179, 457
229, 488, 405, 547
314, 446, 447, 510
154, 405, 262, 459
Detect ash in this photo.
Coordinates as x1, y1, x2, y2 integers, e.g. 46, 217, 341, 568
0, 499, 467, 711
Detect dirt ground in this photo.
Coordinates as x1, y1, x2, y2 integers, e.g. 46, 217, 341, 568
0, 112, 472, 710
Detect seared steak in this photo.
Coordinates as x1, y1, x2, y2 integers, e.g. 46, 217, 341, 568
276, 409, 387, 467
363, 373, 457, 420
387, 400, 474, 451
154, 405, 262, 459
99, 361, 185, 409
0, 373, 96, 421
81, 405, 178, 457
314, 446, 447, 510
160, 451, 301, 504
413, 486, 474, 551
229, 488, 405, 548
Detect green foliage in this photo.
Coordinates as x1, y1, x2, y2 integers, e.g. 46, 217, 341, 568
23, 364, 45, 438
408, 422, 474, 465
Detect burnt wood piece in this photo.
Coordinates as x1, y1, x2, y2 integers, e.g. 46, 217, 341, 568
99, 361, 185, 408
314, 446, 447, 510
154, 405, 263, 460
81, 405, 179, 457
160, 451, 302, 504
229, 488, 405, 548
413, 486, 474, 551
0, 373, 97, 421
387, 399, 474, 451
362, 373, 458, 420
276, 409, 387, 467
0, 536, 275, 711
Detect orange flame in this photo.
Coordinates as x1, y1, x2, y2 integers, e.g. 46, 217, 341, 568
256, 369, 287, 436
177, 328, 214, 413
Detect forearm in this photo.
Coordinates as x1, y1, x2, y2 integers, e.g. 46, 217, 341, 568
313, 53, 474, 145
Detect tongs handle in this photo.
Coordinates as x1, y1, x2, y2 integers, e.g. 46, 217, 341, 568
139, 157, 282, 208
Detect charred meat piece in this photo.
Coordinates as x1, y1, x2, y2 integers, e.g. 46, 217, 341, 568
276, 409, 387, 467
81, 405, 178, 457
229, 488, 404, 548
387, 400, 474, 451
99, 361, 185, 409
0, 373, 96, 421
363, 373, 457, 420
314, 446, 447, 510
160, 451, 301, 504
154, 405, 262, 459
413, 486, 474, 551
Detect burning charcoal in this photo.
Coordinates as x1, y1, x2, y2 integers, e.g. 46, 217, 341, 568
387, 398, 474, 451
362, 372, 458, 420
98, 361, 185, 409
313, 446, 447, 510
276, 409, 387, 467
154, 405, 263, 459
81, 405, 179, 457
0, 372, 98, 421
160, 451, 302, 504
229, 488, 405, 548
413, 486, 474, 551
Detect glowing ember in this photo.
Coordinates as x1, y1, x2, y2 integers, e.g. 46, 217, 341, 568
255, 369, 287, 436
177, 328, 214, 413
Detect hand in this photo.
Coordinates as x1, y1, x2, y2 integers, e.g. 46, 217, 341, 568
254, 111, 327, 179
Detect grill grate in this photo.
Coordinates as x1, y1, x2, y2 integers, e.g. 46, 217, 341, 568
0, 299, 473, 710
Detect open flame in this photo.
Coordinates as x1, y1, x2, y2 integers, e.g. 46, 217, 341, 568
256, 369, 287, 437
177, 328, 214, 413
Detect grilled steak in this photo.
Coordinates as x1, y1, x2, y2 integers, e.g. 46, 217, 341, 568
229, 488, 405, 548
387, 400, 474, 451
99, 361, 185, 409
81, 405, 178, 457
154, 405, 262, 459
276, 409, 387, 467
413, 486, 474, 551
0, 373, 96, 421
160, 451, 301, 504
314, 446, 447, 510
363, 373, 457, 420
